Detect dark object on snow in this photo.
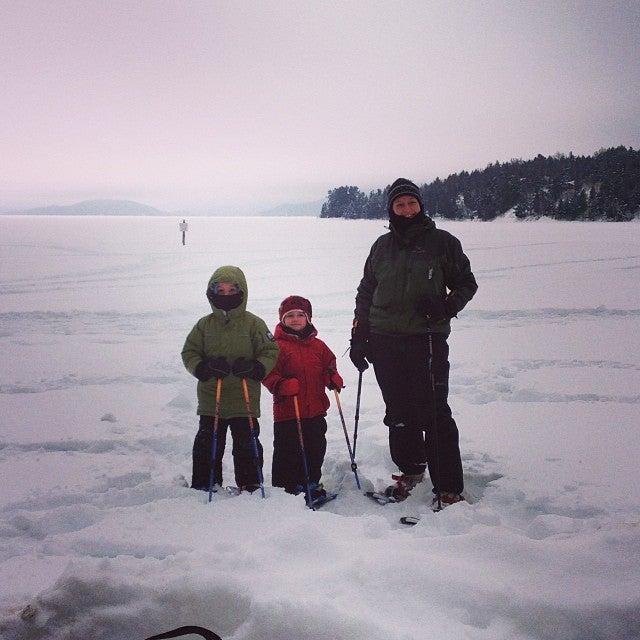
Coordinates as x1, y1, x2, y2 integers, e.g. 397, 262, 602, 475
145, 625, 223, 640
179, 219, 188, 246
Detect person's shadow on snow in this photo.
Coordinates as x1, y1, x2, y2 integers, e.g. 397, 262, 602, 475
145, 626, 222, 640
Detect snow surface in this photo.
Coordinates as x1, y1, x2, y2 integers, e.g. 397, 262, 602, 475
0, 215, 639, 640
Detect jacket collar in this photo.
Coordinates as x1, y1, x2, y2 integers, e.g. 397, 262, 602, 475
274, 322, 318, 342
389, 217, 436, 246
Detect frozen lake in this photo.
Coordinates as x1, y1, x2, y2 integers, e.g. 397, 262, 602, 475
0, 215, 639, 640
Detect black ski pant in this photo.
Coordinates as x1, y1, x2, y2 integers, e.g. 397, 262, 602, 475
368, 332, 463, 495
191, 415, 263, 490
271, 416, 327, 492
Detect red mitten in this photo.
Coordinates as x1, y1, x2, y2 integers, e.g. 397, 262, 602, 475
278, 378, 300, 396
326, 372, 344, 391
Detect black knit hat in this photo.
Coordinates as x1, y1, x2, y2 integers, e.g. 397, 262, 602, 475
387, 178, 424, 215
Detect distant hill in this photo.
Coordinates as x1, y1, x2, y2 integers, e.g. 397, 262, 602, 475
15, 199, 165, 216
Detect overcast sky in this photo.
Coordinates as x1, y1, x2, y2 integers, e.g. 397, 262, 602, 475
2, 1, 639, 212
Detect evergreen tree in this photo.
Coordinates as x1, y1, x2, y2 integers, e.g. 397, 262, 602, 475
320, 186, 366, 218
319, 147, 640, 221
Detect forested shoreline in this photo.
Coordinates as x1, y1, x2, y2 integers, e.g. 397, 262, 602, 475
320, 146, 640, 221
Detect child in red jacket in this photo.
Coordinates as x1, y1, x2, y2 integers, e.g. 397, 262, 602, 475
263, 295, 343, 504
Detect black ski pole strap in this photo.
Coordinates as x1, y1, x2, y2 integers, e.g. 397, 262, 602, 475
145, 626, 223, 640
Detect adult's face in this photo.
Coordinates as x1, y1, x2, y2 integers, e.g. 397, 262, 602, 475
392, 195, 421, 218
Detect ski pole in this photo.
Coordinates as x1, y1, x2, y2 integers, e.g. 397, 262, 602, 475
352, 370, 363, 458
333, 389, 361, 490
293, 395, 315, 510
240, 378, 266, 498
208, 377, 223, 503
428, 333, 443, 512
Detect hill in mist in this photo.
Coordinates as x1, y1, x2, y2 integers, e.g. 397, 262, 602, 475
16, 199, 165, 216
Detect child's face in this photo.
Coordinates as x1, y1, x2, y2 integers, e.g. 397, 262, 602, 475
215, 282, 239, 295
282, 310, 308, 331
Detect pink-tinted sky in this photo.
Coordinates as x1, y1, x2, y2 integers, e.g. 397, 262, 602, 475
2, 1, 639, 212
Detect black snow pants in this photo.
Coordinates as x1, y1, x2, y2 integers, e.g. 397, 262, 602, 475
271, 416, 328, 492
191, 415, 263, 490
368, 332, 463, 495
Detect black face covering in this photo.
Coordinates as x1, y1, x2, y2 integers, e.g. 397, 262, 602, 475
390, 210, 426, 232
211, 291, 243, 311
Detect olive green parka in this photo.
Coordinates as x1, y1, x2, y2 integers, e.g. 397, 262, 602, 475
181, 265, 279, 418
355, 218, 478, 336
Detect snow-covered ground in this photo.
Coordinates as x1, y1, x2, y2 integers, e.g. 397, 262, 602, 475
0, 215, 639, 640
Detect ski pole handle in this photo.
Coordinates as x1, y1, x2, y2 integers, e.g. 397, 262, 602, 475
214, 376, 222, 406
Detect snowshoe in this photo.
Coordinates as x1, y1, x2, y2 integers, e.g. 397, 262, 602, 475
432, 492, 465, 511
400, 493, 466, 524
309, 492, 338, 508
385, 473, 424, 501
301, 482, 336, 509
365, 491, 399, 505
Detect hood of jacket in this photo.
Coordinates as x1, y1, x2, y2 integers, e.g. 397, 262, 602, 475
207, 265, 248, 316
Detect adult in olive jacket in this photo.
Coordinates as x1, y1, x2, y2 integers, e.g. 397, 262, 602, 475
182, 265, 279, 490
350, 178, 477, 507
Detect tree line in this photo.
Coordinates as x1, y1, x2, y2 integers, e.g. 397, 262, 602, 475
320, 146, 640, 221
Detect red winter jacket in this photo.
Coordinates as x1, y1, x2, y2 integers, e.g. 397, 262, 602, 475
263, 323, 344, 422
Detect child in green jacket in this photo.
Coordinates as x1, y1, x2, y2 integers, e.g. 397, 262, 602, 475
181, 265, 279, 492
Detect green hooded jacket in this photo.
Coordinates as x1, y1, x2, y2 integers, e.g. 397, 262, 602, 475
355, 218, 478, 336
181, 265, 279, 418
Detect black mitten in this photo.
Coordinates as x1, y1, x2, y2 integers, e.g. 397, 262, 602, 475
349, 319, 370, 372
231, 358, 266, 381
417, 295, 454, 323
194, 357, 230, 381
